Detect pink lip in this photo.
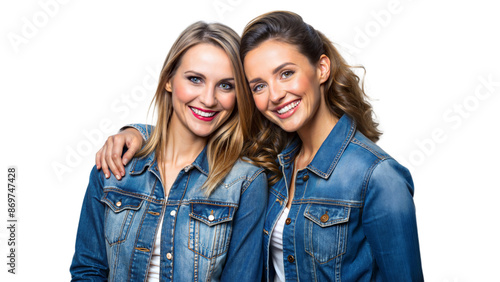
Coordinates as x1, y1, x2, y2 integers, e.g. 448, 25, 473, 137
273, 99, 301, 119
190, 106, 219, 121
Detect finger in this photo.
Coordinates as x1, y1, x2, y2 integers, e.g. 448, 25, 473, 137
122, 137, 142, 166
100, 145, 111, 179
95, 148, 102, 170
104, 137, 121, 180
111, 136, 126, 177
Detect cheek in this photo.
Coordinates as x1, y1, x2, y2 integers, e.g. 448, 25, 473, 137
290, 74, 312, 94
219, 92, 237, 111
252, 94, 269, 113
172, 83, 196, 103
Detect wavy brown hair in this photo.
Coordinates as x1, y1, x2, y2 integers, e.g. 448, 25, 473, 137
136, 21, 252, 194
240, 11, 382, 184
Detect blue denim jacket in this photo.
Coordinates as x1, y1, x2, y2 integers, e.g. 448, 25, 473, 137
70, 127, 268, 281
264, 115, 423, 281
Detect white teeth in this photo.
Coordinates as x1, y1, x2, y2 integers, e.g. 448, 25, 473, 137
191, 107, 216, 117
277, 101, 300, 114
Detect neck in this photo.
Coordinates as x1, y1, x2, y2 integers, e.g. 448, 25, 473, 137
162, 118, 207, 168
295, 101, 338, 169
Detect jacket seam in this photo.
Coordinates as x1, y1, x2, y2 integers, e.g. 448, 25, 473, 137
360, 158, 393, 205
350, 138, 387, 160
241, 167, 266, 194
103, 187, 164, 204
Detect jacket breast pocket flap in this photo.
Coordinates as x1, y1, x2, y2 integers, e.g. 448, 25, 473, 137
304, 204, 350, 227
189, 202, 236, 226
101, 190, 144, 213
101, 191, 145, 245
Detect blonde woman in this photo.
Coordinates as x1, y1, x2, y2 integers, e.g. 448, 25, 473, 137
70, 22, 267, 281
96, 11, 423, 281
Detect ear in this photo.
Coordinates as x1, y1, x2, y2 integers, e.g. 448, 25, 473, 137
165, 80, 172, 92
317, 55, 331, 84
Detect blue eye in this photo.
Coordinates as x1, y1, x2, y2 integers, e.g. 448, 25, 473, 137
281, 70, 294, 79
189, 76, 202, 84
252, 84, 266, 93
219, 82, 234, 90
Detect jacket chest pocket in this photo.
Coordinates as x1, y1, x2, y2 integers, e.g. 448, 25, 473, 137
303, 204, 350, 263
101, 191, 144, 245
188, 202, 236, 259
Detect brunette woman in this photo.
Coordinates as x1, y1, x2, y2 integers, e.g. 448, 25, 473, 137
97, 11, 423, 281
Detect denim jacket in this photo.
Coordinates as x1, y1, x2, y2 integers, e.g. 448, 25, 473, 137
70, 126, 268, 281
264, 115, 423, 281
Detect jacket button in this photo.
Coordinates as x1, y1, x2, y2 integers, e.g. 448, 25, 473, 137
116, 201, 122, 207
287, 255, 295, 263
208, 214, 215, 221
170, 210, 176, 217
285, 218, 291, 225
320, 213, 329, 223
303, 175, 309, 181
166, 253, 172, 260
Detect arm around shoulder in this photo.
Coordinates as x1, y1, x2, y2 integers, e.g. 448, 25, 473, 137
362, 158, 424, 281
122, 123, 155, 141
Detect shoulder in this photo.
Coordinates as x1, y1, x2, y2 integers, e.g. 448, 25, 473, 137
343, 131, 413, 191
100, 152, 156, 195
87, 165, 105, 191
224, 159, 267, 192
348, 131, 391, 161
228, 158, 266, 180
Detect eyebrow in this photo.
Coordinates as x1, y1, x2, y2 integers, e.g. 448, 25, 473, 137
248, 62, 296, 84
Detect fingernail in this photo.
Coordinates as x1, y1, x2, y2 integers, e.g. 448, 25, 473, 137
121, 171, 125, 177
115, 174, 121, 180
105, 173, 109, 178
123, 158, 129, 165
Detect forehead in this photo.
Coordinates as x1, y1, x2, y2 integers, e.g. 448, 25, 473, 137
178, 43, 234, 76
243, 40, 309, 77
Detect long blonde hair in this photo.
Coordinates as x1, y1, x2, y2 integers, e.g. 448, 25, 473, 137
137, 22, 252, 194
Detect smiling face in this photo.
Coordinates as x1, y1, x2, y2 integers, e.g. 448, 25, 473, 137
166, 43, 236, 138
244, 39, 330, 134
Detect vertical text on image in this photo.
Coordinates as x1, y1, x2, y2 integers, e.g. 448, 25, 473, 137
7, 167, 18, 275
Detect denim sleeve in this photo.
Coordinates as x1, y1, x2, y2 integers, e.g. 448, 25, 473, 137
121, 124, 155, 141
362, 159, 424, 281
70, 166, 108, 281
220, 170, 268, 281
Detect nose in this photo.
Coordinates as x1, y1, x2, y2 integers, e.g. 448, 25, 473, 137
199, 87, 217, 107
269, 82, 286, 104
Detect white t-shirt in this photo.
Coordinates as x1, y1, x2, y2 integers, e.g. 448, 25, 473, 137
147, 217, 163, 281
270, 207, 290, 282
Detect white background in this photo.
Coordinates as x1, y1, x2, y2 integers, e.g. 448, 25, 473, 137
1, 0, 499, 281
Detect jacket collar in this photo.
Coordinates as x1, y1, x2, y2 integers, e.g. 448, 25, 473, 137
129, 146, 210, 176
277, 114, 356, 179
